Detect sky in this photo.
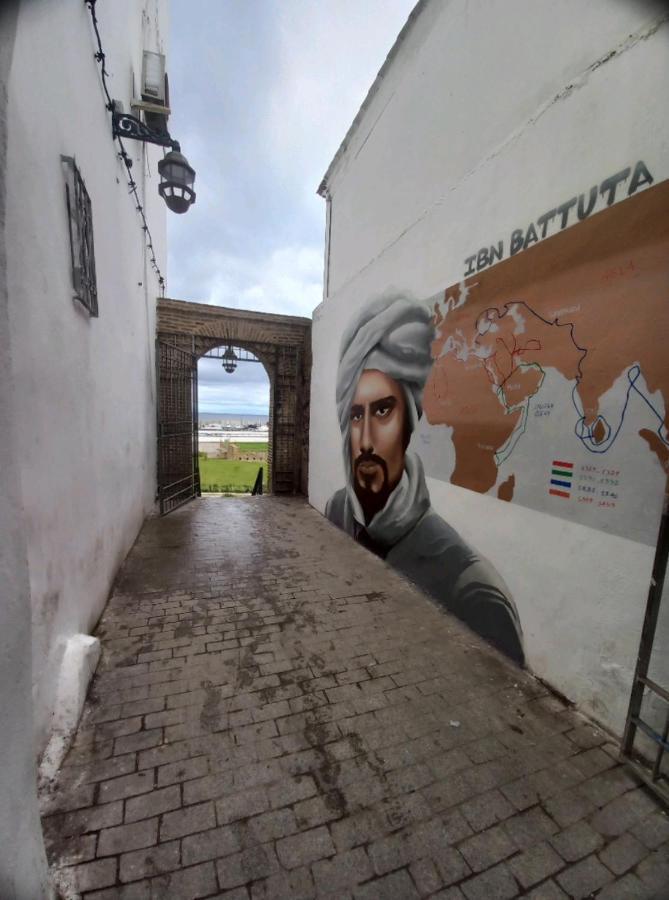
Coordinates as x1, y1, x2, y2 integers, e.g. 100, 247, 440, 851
168, 0, 416, 415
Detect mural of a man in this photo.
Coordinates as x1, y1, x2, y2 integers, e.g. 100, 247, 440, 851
325, 294, 525, 665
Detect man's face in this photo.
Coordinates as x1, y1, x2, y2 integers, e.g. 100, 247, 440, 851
349, 369, 408, 520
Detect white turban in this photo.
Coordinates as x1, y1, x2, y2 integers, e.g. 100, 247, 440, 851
336, 293, 435, 444
334, 293, 435, 537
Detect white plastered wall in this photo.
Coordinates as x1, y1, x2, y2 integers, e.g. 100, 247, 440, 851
6, 0, 168, 755
309, 0, 669, 735
0, 3, 54, 894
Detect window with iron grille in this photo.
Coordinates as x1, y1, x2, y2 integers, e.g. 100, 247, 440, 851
62, 156, 98, 316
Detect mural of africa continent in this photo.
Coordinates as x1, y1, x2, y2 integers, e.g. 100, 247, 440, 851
424, 301, 585, 494
422, 181, 669, 544
423, 347, 521, 493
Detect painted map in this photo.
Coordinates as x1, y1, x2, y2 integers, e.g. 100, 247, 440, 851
418, 179, 669, 545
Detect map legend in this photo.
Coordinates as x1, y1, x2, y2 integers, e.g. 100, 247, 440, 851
549, 460, 574, 498
574, 463, 621, 509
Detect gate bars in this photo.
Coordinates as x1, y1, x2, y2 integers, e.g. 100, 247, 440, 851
156, 340, 200, 515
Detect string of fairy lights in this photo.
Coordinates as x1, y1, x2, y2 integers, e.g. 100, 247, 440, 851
84, 0, 166, 295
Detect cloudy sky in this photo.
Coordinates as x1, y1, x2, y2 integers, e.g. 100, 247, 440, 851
167, 0, 415, 415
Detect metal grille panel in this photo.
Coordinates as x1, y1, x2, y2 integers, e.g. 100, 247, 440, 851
157, 340, 200, 515
62, 155, 98, 316
621, 489, 669, 806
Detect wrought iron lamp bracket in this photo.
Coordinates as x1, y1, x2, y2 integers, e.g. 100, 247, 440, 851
112, 110, 180, 151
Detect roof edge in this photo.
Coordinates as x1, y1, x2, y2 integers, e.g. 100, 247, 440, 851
317, 0, 430, 197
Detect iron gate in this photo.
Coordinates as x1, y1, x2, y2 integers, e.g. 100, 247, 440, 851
156, 339, 200, 515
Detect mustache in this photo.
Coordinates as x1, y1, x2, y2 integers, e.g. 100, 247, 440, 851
353, 451, 388, 476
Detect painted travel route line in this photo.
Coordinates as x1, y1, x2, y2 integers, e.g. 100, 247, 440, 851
495, 362, 546, 466
479, 301, 667, 464
470, 300, 585, 467
571, 364, 669, 455
435, 299, 667, 470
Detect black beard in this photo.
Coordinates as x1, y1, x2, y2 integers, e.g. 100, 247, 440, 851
353, 452, 391, 524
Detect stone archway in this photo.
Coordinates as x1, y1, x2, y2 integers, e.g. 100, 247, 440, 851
157, 298, 311, 497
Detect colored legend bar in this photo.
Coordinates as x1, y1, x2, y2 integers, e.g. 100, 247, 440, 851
549, 459, 573, 498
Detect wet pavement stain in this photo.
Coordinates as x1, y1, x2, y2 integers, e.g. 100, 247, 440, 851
41, 496, 668, 899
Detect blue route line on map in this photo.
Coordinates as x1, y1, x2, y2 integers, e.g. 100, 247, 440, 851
571, 364, 668, 454
456, 301, 668, 467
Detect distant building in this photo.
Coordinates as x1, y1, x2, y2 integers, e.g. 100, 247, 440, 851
1, 0, 168, 892
310, 0, 669, 740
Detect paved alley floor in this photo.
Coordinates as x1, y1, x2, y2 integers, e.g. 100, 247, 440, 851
43, 497, 669, 899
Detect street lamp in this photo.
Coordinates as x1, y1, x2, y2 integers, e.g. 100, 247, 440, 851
112, 108, 196, 214
222, 347, 238, 374
158, 150, 196, 214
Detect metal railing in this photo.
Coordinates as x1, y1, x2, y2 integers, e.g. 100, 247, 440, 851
621, 488, 669, 806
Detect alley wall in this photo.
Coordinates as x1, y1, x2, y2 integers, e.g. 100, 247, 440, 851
0, 2, 54, 895
309, 0, 669, 735
5, 0, 168, 756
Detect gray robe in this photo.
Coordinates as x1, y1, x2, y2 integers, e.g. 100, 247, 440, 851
325, 487, 525, 666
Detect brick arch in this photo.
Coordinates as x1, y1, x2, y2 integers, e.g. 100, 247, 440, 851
195, 338, 274, 487
157, 298, 311, 495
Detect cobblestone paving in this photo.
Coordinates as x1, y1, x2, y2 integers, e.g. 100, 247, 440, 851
42, 497, 669, 899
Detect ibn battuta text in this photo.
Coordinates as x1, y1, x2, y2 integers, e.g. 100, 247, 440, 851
463, 160, 654, 277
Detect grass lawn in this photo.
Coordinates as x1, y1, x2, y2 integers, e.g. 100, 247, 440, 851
199, 457, 265, 493
232, 441, 268, 452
